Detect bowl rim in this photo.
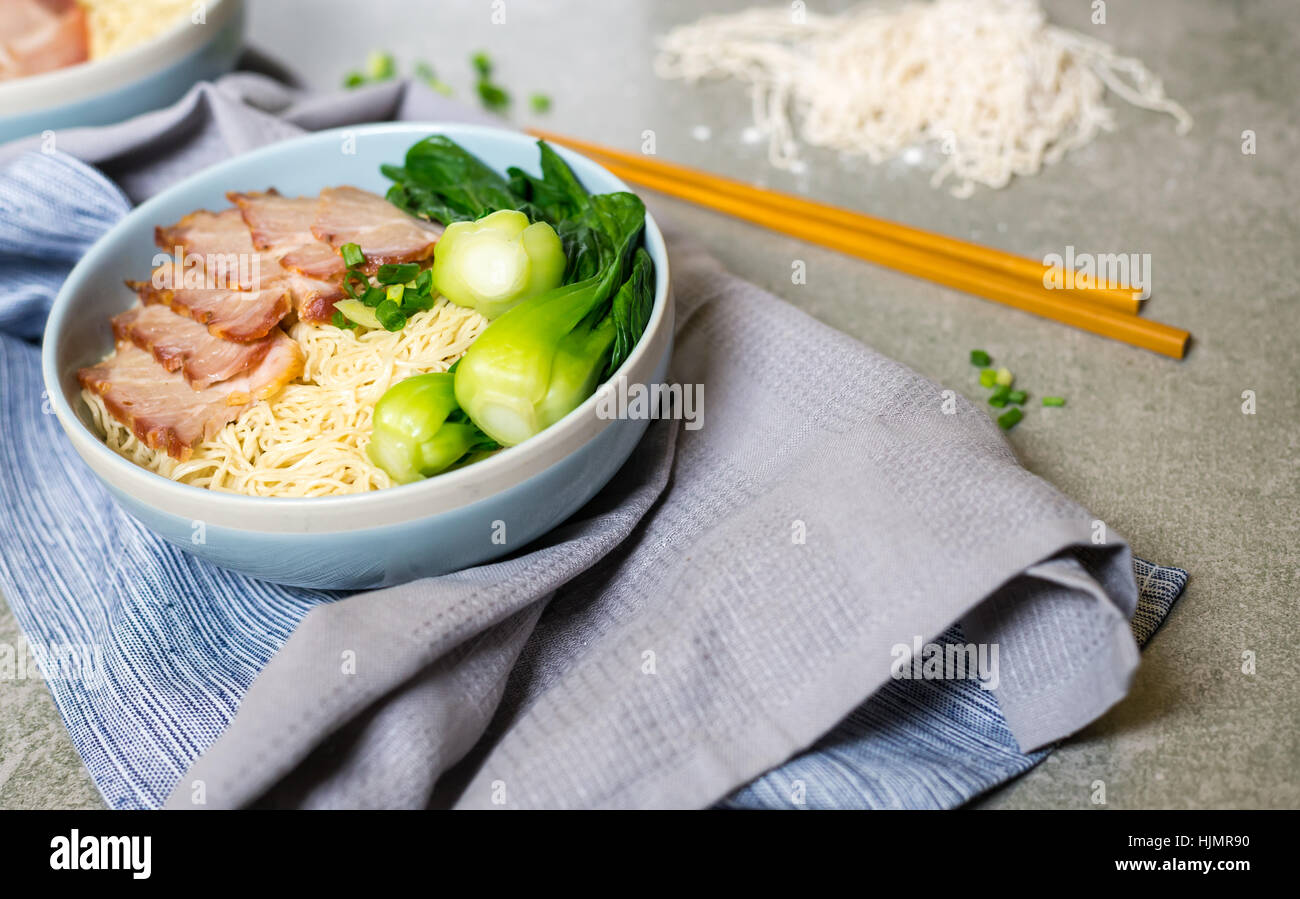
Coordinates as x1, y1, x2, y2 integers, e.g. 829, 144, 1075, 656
0, 0, 239, 115
42, 121, 672, 522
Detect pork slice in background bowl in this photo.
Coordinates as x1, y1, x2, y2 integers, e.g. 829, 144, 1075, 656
0, 0, 244, 145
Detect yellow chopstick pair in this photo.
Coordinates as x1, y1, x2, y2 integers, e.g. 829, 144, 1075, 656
528, 128, 1190, 360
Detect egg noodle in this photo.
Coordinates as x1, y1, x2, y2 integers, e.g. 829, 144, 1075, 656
654, 0, 1193, 197
83, 299, 488, 497
81, 0, 195, 60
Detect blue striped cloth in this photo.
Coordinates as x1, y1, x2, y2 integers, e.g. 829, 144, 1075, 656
0, 150, 1188, 810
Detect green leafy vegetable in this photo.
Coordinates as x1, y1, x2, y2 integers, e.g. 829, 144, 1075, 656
380, 135, 655, 449
535, 315, 616, 432
507, 141, 590, 223
366, 373, 496, 483
389, 136, 520, 222
452, 195, 645, 446
432, 210, 566, 319
607, 248, 654, 376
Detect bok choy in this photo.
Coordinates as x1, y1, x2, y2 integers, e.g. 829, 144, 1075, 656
366, 136, 656, 483
432, 210, 566, 319
365, 372, 496, 483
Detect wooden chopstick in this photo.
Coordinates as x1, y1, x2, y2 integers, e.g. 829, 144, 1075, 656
529, 129, 1189, 359
530, 128, 1142, 315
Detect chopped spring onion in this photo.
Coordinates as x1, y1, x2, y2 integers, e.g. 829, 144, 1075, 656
979, 369, 998, 388
997, 407, 1024, 430
367, 51, 396, 81
343, 71, 365, 89
375, 299, 406, 332
995, 367, 1014, 387
361, 285, 386, 308
1007, 389, 1028, 405
385, 283, 406, 305
342, 270, 371, 299
331, 309, 357, 330
377, 262, 420, 285
470, 51, 509, 111
404, 289, 436, 313
341, 242, 365, 269
1042, 396, 1066, 407
477, 80, 510, 112
530, 93, 552, 113
415, 61, 454, 96
970, 349, 991, 367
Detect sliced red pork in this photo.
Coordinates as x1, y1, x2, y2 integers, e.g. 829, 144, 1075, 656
155, 208, 275, 291
228, 189, 347, 281
312, 186, 444, 272
79, 338, 304, 461
112, 304, 292, 390
130, 262, 292, 343
155, 206, 342, 325
0, 0, 90, 82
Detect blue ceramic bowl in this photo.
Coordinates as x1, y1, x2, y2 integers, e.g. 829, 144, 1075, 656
43, 123, 674, 589
0, 0, 244, 145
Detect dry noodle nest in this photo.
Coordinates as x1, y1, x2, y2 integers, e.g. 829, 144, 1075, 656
654, 0, 1193, 197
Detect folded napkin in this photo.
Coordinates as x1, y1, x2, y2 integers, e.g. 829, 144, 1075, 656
0, 77, 1187, 810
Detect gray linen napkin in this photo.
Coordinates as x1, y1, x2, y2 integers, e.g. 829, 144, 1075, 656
11, 77, 1141, 809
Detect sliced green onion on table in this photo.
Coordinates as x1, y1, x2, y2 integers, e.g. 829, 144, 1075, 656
997, 407, 1024, 430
